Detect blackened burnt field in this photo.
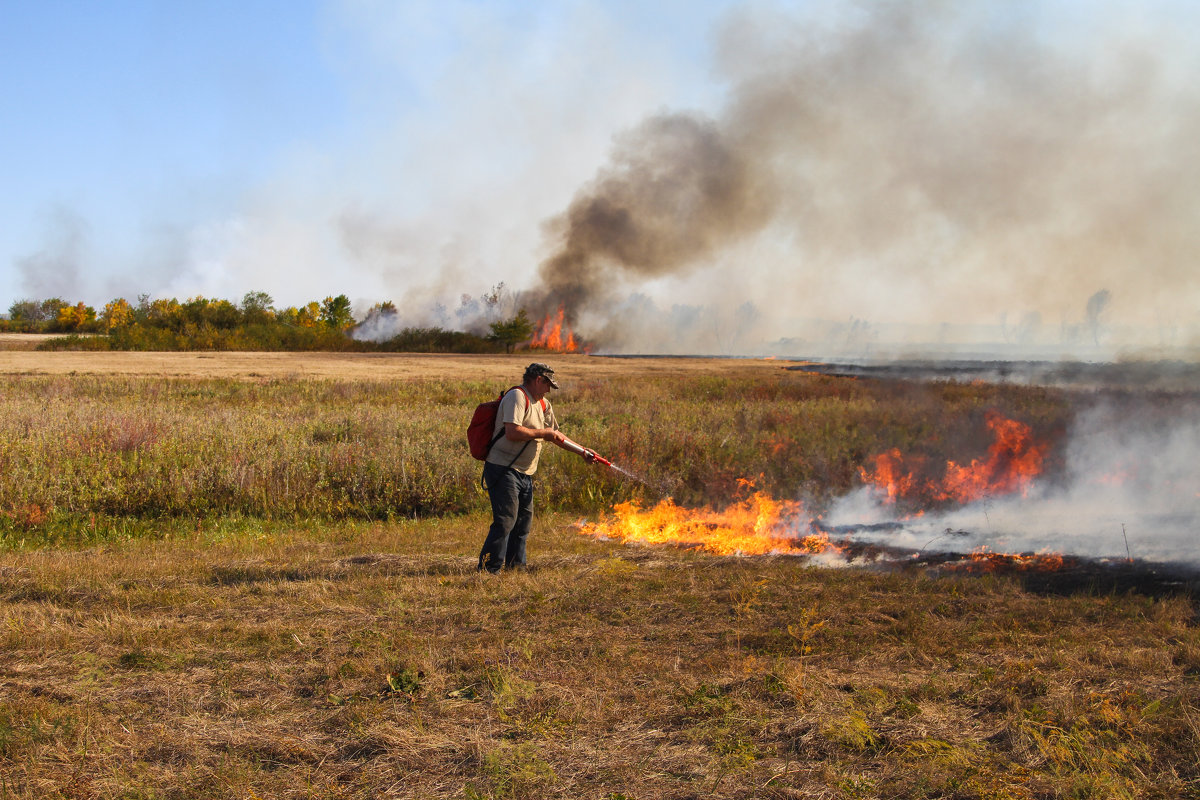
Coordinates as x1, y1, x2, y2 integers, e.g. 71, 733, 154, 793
0, 352, 1197, 800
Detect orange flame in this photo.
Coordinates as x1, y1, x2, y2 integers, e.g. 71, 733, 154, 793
578, 492, 841, 557
860, 412, 1046, 506
957, 547, 1066, 572
862, 449, 918, 504
576, 414, 1065, 567
530, 306, 579, 352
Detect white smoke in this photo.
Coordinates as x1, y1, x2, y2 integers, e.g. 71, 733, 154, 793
823, 398, 1200, 563
15, 206, 87, 301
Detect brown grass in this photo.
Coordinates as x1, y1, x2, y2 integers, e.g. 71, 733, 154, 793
0, 333, 66, 352
0, 358, 1070, 530
0, 350, 787, 381
0, 515, 1196, 799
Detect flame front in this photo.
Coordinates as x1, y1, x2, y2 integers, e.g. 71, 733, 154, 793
577, 413, 1068, 571
860, 411, 1046, 506
578, 492, 839, 557
530, 306, 579, 352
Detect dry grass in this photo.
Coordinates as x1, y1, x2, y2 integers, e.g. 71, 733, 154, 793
0, 350, 785, 381
0, 334, 66, 352
0, 516, 1197, 799
0, 354, 1193, 798
0, 357, 1070, 535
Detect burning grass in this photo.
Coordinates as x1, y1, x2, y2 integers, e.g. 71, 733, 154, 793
0, 516, 1197, 799
0, 356, 1072, 545
578, 489, 840, 558
529, 306, 581, 353
0, 353, 1196, 797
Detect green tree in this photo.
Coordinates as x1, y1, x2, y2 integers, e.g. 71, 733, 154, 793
240, 291, 275, 324
7, 300, 43, 323
40, 298, 69, 323
6, 298, 66, 325
487, 310, 534, 353
319, 295, 355, 330
144, 297, 182, 329
204, 298, 241, 329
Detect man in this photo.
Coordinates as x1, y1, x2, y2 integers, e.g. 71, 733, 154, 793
478, 362, 594, 573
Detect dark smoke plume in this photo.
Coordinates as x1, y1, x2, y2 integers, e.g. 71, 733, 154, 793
530, 112, 773, 319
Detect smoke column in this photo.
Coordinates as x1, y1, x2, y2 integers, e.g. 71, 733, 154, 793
528, 1, 1200, 354
531, 112, 773, 317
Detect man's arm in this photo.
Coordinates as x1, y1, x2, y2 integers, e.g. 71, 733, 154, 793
505, 422, 598, 462
504, 421, 566, 446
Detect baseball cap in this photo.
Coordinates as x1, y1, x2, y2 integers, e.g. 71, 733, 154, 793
525, 362, 559, 388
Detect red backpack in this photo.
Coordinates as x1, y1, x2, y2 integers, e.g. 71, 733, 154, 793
467, 386, 545, 461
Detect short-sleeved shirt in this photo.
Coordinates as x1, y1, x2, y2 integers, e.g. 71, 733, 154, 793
486, 387, 558, 475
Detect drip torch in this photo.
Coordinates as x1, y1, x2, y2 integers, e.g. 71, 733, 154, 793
561, 438, 613, 467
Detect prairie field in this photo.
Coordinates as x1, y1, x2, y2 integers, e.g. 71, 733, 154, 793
0, 351, 1196, 799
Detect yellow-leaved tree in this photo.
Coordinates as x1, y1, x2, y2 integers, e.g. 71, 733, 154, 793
101, 298, 135, 331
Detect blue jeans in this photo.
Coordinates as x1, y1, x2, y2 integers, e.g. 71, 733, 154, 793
479, 462, 534, 572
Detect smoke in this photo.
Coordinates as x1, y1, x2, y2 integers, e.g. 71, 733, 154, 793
1085, 289, 1112, 345
528, 112, 773, 318
824, 395, 1200, 563
350, 281, 520, 343
572, 293, 769, 355
16, 206, 88, 301
526, 1, 1200, 354
10, 1, 1197, 358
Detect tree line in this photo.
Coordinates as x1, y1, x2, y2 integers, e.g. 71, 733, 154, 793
1, 292, 538, 353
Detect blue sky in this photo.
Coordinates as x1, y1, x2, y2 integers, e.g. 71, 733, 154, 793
1, 0, 736, 311
2, 1, 1198, 355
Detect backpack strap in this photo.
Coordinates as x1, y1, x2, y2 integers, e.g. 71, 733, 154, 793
497, 386, 533, 469
513, 385, 546, 412
486, 391, 508, 453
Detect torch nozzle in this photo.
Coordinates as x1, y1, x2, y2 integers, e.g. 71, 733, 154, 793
562, 438, 613, 467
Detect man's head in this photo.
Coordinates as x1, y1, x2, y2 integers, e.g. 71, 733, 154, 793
523, 362, 559, 389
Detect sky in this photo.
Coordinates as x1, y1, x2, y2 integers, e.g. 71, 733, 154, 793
2, 0, 1199, 356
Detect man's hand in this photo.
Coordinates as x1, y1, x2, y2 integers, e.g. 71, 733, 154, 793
543, 429, 567, 446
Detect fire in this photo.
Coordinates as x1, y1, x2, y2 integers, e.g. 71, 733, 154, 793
578, 492, 841, 557
530, 306, 579, 352
862, 449, 918, 504
860, 412, 1046, 506
955, 547, 1067, 573
575, 413, 1068, 570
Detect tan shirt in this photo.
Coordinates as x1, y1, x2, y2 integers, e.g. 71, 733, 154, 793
486, 387, 558, 475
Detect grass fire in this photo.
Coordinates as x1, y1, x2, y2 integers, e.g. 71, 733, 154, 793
529, 306, 581, 353
577, 411, 1061, 569
0, 351, 1196, 799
